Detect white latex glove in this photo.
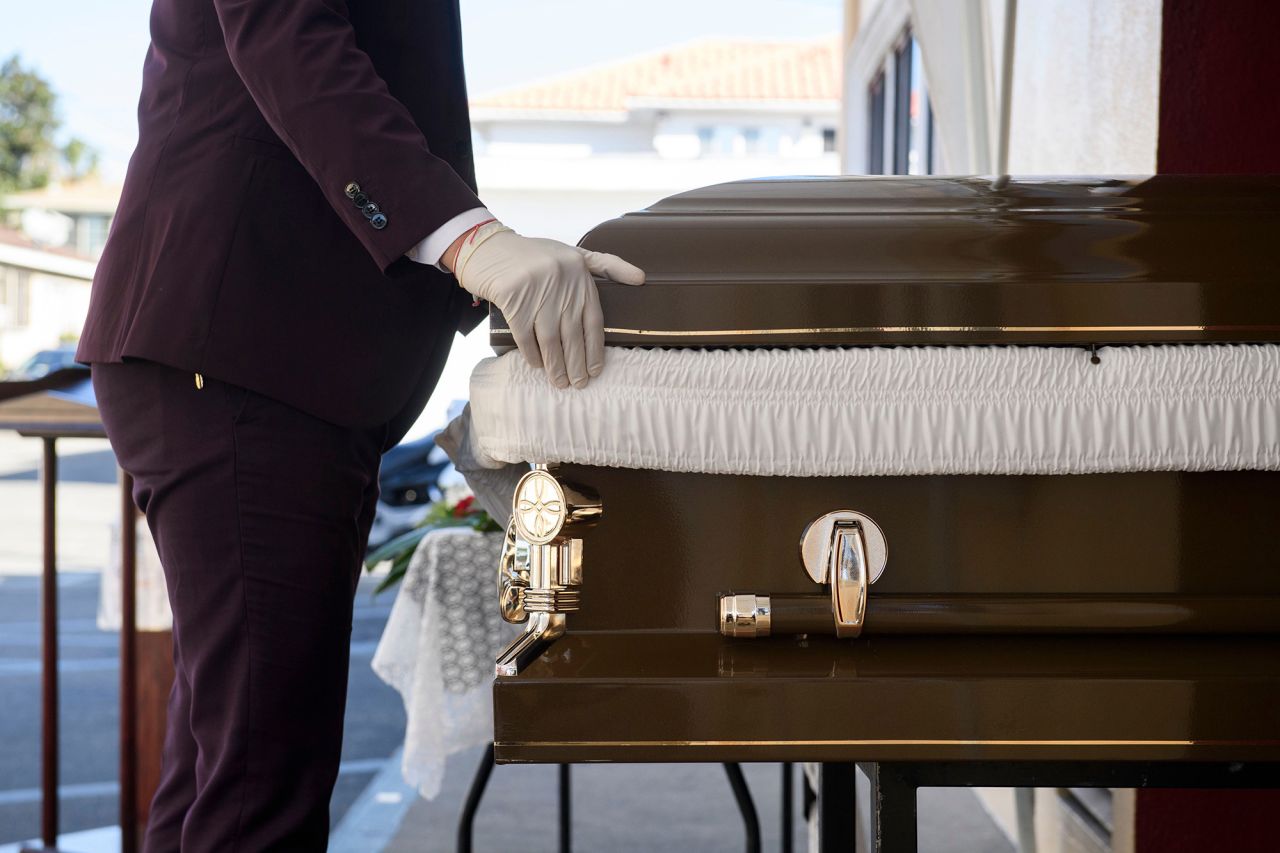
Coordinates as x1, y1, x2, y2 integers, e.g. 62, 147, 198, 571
453, 222, 645, 389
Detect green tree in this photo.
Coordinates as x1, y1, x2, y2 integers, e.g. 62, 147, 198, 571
0, 56, 101, 195
61, 136, 99, 181
0, 55, 63, 193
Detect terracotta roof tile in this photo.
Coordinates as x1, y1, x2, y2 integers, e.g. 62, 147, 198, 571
471, 37, 841, 114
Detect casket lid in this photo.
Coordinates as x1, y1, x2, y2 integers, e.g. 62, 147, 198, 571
490, 175, 1280, 347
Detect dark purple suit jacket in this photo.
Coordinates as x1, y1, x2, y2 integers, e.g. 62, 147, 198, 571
76, 0, 486, 428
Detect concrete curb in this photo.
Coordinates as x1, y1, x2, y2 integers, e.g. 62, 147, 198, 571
329, 746, 418, 853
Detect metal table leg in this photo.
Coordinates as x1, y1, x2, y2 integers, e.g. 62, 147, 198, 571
21, 438, 63, 853
722, 763, 762, 853
781, 762, 794, 853
803, 764, 818, 824
559, 763, 572, 853
863, 763, 917, 853
817, 762, 858, 852
120, 471, 138, 853
458, 751, 572, 853
1014, 787, 1036, 853
457, 743, 496, 853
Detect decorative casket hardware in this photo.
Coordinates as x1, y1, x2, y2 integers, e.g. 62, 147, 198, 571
495, 465, 601, 676
720, 510, 889, 639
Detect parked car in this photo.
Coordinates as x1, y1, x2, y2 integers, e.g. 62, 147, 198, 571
7, 345, 81, 380
366, 430, 464, 553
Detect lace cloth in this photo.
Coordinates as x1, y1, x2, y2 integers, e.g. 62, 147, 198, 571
372, 527, 516, 800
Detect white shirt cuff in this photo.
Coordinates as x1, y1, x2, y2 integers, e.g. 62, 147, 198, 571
406, 207, 495, 271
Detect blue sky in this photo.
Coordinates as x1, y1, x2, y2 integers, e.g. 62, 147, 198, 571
0, 0, 841, 179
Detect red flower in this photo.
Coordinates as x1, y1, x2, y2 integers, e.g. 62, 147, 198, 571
453, 495, 476, 517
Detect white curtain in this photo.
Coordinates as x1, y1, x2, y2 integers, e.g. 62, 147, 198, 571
906, 0, 1001, 174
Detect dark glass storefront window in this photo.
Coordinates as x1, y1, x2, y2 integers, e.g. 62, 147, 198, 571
867, 72, 886, 174
892, 38, 913, 174
867, 31, 935, 175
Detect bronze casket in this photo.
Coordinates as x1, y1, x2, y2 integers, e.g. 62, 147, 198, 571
470, 176, 1280, 766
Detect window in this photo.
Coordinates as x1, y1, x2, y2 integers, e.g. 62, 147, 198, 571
892, 37, 913, 174
81, 215, 111, 258
866, 31, 936, 175
0, 267, 32, 328
742, 127, 760, 155
822, 127, 837, 153
867, 73, 886, 174
696, 127, 715, 156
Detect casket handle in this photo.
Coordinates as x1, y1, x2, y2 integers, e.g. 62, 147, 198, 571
720, 509, 888, 639
828, 518, 868, 638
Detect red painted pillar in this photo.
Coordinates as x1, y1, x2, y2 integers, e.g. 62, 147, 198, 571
1135, 790, 1280, 853
1138, 4, 1280, 849
1157, 0, 1280, 173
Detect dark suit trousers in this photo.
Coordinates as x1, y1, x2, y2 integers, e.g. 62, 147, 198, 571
92, 357, 415, 852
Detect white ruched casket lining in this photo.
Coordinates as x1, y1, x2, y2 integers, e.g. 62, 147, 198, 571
468, 345, 1280, 476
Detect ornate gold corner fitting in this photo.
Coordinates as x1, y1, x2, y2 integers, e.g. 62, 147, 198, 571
495, 466, 601, 676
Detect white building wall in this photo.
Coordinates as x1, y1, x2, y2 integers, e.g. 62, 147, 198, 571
476, 108, 838, 163
0, 269, 91, 368
843, 0, 1161, 175
477, 188, 669, 247
474, 119, 658, 157
857, 0, 890, 28
655, 110, 836, 160
473, 152, 839, 242
1007, 0, 1162, 175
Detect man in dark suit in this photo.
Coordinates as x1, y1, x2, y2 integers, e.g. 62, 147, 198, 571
76, 1, 642, 849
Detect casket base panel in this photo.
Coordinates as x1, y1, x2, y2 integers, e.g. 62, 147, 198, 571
494, 465, 1280, 763
495, 633, 1280, 764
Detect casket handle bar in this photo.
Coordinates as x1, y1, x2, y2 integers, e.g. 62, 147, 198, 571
495, 466, 601, 676
720, 510, 888, 639
828, 518, 869, 637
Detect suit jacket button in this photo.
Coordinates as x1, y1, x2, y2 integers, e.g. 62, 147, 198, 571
344, 182, 361, 199
362, 202, 380, 218
370, 213, 388, 230
353, 192, 369, 207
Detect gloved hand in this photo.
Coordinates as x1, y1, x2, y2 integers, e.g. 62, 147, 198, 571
451, 221, 645, 389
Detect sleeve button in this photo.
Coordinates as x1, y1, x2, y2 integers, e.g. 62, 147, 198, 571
344, 182, 361, 199
353, 192, 369, 207
362, 202, 380, 218
370, 212, 388, 230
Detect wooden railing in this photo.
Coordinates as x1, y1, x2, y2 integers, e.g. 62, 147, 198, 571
0, 367, 149, 853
